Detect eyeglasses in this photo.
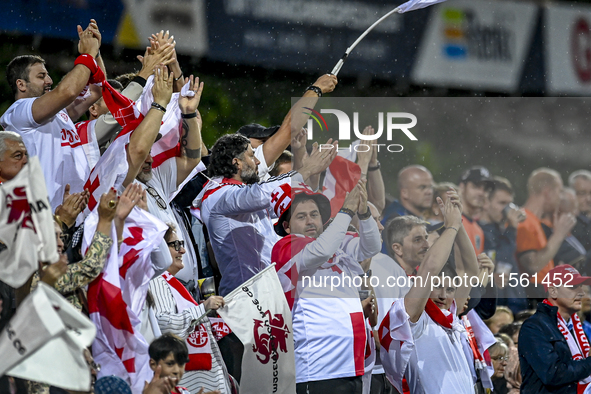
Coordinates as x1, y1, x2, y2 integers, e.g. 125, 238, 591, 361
146, 186, 167, 210
167, 240, 185, 251
491, 356, 509, 362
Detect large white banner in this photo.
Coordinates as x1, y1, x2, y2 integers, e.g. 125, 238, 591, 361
412, 0, 537, 92
545, 4, 591, 95
0, 156, 57, 287
0, 283, 96, 391
217, 264, 296, 394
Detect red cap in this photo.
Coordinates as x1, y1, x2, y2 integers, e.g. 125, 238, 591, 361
543, 264, 591, 291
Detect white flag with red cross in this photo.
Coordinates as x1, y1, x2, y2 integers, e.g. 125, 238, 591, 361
137, 76, 187, 168
83, 206, 166, 394
378, 298, 415, 393
217, 264, 296, 394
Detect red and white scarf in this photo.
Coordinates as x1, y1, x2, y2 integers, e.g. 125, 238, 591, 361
543, 299, 591, 390
161, 272, 212, 371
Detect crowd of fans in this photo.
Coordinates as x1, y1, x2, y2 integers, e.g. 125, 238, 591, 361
1, 19, 591, 394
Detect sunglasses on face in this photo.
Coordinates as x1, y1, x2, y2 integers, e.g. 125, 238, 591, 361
167, 240, 185, 251
491, 356, 509, 362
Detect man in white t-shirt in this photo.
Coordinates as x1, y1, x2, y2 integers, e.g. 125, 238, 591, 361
0, 20, 103, 210
272, 180, 381, 394
380, 191, 480, 394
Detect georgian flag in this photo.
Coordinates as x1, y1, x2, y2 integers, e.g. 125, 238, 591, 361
378, 299, 414, 393
81, 82, 143, 218
83, 207, 166, 394
0, 283, 96, 390
0, 157, 57, 287
322, 141, 361, 217
217, 264, 296, 394
137, 76, 193, 168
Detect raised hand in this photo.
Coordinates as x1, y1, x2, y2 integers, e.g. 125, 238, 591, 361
98, 188, 118, 223
77, 21, 100, 57
343, 181, 362, 213
178, 75, 204, 114
116, 183, 142, 222
312, 74, 338, 94
137, 41, 176, 79
437, 189, 462, 230
299, 139, 338, 179
152, 64, 174, 108
55, 184, 89, 228
357, 126, 375, 172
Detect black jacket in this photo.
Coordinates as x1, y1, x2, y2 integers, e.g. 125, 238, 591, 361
519, 302, 591, 394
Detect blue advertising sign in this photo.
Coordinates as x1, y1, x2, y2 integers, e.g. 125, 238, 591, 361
0, 0, 124, 44
206, 0, 430, 80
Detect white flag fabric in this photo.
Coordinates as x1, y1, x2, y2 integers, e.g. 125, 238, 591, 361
137, 76, 185, 168
467, 309, 497, 389
81, 127, 131, 221
0, 156, 57, 287
396, 0, 447, 13
378, 299, 414, 393
119, 207, 168, 318
0, 282, 96, 390
217, 264, 296, 394
82, 207, 165, 394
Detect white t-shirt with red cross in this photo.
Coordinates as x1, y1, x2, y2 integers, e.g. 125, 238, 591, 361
0, 98, 90, 210
272, 213, 382, 383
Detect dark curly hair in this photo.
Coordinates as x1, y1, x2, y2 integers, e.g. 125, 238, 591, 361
208, 134, 250, 178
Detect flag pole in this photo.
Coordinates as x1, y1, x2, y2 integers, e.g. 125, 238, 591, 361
330, 7, 400, 76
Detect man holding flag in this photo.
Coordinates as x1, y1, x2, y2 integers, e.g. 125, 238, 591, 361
272, 179, 381, 394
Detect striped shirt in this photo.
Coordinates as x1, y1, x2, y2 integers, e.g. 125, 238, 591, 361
149, 276, 231, 393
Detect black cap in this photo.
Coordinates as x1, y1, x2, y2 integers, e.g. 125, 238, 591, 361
237, 123, 280, 139
459, 166, 494, 188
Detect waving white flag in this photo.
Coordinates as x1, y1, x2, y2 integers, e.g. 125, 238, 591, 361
0, 156, 57, 287
217, 264, 296, 394
396, 0, 447, 13
0, 283, 96, 390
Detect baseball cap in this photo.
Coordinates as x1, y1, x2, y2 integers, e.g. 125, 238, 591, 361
459, 166, 494, 188
273, 183, 332, 237
543, 264, 591, 291
237, 123, 280, 139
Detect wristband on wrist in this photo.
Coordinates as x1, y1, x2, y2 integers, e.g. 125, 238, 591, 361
305, 85, 323, 97
74, 54, 99, 75
368, 161, 381, 171
445, 226, 459, 233
174, 74, 184, 82
181, 112, 197, 119
339, 208, 355, 218
151, 102, 166, 113
357, 209, 372, 220
96, 50, 101, 59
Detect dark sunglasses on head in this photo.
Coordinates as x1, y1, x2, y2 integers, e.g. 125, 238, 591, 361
167, 240, 185, 251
